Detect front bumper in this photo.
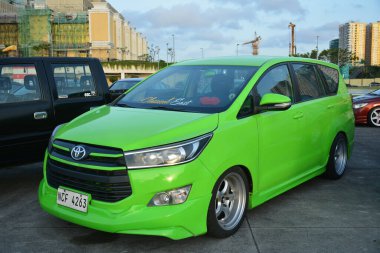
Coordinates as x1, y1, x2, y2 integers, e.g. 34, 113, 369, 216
38, 155, 215, 240
353, 107, 369, 124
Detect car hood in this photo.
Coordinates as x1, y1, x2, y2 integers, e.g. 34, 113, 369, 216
353, 95, 380, 103
56, 105, 219, 151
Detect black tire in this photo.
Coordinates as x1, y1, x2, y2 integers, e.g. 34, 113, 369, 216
368, 107, 380, 127
324, 133, 348, 179
207, 167, 249, 238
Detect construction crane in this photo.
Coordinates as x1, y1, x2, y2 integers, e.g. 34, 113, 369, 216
288, 22, 296, 56
242, 32, 261, 55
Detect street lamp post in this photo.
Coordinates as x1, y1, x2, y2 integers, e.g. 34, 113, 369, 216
155, 46, 160, 69
172, 34, 175, 63
236, 43, 240, 56
316, 35, 319, 59
166, 42, 169, 66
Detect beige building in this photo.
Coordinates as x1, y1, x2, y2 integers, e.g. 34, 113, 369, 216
45, 0, 93, 12
339, 22, 367, 63
88, 0, 148, 61
0, 0, 20, 13
366, 22, 380, 66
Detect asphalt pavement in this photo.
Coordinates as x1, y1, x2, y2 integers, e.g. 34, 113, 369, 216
0, 127, 379, 253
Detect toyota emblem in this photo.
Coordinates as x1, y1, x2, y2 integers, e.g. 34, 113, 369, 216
71, 145, 87, 161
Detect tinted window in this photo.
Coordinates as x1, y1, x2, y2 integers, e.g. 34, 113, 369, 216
52, 64, 97, 99
116, 65, 257, 113
317, 65, 339, 95
0, 64, 41, 104
255, 64, 294, 104
110, 80, 140, 91
292, 64, 325, 102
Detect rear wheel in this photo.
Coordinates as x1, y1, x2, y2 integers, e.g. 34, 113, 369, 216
324, 134, 348, 179
368, 107, 380, 127
207, 167, 248, 238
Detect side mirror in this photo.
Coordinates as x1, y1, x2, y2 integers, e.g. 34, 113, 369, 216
258, 93, 291, 111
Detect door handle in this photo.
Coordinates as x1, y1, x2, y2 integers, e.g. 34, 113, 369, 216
34, 111, 48, 120
293, 112, 304, 119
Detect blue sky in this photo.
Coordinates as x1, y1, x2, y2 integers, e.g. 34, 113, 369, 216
108, 0, 379, 61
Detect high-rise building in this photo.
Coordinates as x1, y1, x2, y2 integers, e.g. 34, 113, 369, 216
339, 22, 367, 63
366, 22, 380, 66
329, 38, 339, 49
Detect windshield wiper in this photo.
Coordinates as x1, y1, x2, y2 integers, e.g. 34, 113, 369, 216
113, 103, 137, 108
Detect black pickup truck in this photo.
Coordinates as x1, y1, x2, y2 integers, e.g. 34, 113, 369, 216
0, 57, 111, 165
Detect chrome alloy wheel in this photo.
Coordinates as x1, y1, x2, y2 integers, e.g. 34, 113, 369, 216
334, 138, 348, 175
370, 108, 380, 127
215, 172, 247, 230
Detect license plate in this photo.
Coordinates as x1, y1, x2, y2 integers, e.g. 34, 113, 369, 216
57, 187, 89, 213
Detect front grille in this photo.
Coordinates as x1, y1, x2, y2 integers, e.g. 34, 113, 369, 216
46, 158, 132, 203
51, 139, 125, 167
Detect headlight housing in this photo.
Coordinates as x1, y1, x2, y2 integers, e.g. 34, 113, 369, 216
48, 124, 65, 152
353, 103, 368, 109
124, 133, 212, 169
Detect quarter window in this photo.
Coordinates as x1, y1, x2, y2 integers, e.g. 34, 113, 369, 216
0, 64, 41, 104
292, 64, 325, 102
52, 64, 97, 99
317, 65, 339, 95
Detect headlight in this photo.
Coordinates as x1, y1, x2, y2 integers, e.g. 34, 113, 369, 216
124, 133, 212, 169
353, 103, 368, 109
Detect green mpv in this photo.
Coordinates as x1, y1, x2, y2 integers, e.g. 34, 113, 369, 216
39, 56, 355, 239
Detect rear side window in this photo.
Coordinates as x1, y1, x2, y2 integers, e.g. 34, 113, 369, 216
52, 64, 97, 99
317, 65, 339, 95
292, 64, 325, 102
0, 64, 41, 104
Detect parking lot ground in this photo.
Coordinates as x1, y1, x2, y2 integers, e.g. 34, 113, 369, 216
0, 127, 379, 253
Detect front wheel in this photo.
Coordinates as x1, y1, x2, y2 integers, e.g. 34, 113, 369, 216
368, 107, 380, 127
324, 133, 348, 179
207, 167, 249, 238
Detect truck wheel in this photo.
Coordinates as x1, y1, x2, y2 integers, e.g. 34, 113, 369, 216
368, 107, 380, 127
207, 167, 248, 238
324, 133, 348, 179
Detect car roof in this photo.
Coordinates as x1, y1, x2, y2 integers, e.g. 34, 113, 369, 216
174, 56, 339, 69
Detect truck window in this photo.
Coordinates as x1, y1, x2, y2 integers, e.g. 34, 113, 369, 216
52, 64, 97, 99
0, 64, 42, 104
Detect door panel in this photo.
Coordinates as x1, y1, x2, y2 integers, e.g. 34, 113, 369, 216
256, 106, 304, 193
0, 61, 54, 163
43, 60, 106, 124
250, 64, 305, 193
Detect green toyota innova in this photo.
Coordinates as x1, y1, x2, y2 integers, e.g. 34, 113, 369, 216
39, 56, 354, 239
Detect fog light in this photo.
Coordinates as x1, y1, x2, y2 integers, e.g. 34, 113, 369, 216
148, 185, 192, 206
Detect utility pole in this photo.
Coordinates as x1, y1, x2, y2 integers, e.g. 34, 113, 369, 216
155, 46, 160, 69
288, 22, 296, 56
172, 34, 175, 63
316, 35, 319, 59
200, 48, 204, 58
166, 42, 169, 66
236, 43, 239, 56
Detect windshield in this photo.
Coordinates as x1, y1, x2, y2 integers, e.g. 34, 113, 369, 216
114, 65, 257, 113
369, 89, 380, 96
110, 80, 141, 91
